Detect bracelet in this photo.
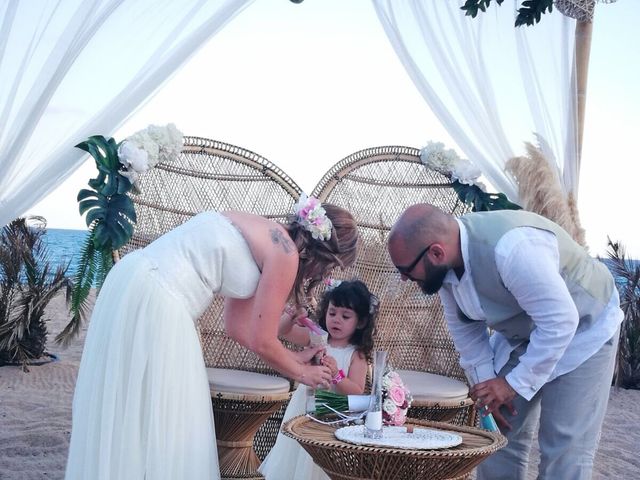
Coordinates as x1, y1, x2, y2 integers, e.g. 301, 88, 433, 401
331, 369, 346, 385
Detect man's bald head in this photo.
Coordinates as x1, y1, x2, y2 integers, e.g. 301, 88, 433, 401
389, 203, 453, 252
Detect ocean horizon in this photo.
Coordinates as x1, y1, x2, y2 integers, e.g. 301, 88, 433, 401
35, 229, 638, 285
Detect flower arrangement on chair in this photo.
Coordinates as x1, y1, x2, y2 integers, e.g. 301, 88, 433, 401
420, 141, 521, 212
57, 124, 183, 345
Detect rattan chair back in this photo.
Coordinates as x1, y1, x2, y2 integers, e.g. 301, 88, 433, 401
312, 146, 472, 383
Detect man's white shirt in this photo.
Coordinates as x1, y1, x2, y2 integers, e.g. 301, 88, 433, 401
439, 220, 623, 400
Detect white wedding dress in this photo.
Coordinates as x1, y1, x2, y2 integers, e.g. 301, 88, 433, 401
259, 344, 357, 480
65, 212, 261, 480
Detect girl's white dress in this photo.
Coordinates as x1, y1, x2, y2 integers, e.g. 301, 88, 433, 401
65, 212, 261, 480
259, 344, 357, 480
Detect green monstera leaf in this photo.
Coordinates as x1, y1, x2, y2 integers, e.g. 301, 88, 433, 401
76, 136, 132, 196
452, 180, 522, 212
77, 189, 136, 251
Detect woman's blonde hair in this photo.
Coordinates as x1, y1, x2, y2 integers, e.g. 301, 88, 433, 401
285, 203, 358, 306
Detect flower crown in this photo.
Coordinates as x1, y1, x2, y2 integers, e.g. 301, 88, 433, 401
294, 194, 333, 241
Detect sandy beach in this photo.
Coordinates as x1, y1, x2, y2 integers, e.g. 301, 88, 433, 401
0, 292, 638, 480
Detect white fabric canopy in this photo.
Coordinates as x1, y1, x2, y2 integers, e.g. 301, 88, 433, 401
0, 0, 253, 227
372, 0, 579, 203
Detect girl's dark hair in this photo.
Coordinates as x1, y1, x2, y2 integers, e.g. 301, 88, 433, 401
316, 280, 377, 359
285, 203, 358, 306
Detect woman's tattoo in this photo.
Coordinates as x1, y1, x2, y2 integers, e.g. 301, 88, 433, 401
270, 228, 293, 254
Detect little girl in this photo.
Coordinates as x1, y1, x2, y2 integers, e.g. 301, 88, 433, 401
259, 279, 378, 480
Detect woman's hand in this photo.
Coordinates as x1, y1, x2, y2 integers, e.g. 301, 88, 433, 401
294, 345, 326, 364
283, 304, 307, 324
320, 354, 339, 377
300, 364, 332, 389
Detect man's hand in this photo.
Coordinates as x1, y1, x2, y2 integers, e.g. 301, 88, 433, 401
470, 377, 518, 430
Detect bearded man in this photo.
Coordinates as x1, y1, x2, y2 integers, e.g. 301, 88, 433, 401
388, 203, 622, 480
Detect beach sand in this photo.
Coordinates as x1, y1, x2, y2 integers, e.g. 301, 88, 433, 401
1, 292, 638, 479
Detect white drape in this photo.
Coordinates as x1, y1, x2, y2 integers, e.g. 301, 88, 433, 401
372, 0, 579, 203
0, 0, 254, 227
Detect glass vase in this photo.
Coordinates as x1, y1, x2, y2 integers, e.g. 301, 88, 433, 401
364, 350, 387, 439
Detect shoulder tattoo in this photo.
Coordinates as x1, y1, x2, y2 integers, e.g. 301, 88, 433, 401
270, 228, 294, 254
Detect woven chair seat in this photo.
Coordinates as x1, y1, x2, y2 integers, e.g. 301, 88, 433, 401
398, 370, 469, 402
207, 368, 290, 396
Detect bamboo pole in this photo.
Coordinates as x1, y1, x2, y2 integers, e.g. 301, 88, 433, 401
575, 19, 593, 170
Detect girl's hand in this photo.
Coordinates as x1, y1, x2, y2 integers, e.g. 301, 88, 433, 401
321, 354, 339, 377
294, 345, 326, 364
300, 364, 332, 389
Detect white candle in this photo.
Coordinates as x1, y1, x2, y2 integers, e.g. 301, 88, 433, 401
365, 410, 382, 430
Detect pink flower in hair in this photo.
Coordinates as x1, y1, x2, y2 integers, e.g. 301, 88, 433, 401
294, 194, 333, 241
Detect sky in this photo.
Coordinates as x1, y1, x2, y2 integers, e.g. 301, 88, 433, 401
26, 0, 640, 258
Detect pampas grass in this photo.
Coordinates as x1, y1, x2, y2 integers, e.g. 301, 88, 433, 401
505, 142, 587, 247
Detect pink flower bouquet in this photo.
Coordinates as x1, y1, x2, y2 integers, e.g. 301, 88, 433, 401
381, 369, 412, 426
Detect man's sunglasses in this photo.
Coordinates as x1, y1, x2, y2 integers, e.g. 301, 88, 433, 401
395, 244, 433, 276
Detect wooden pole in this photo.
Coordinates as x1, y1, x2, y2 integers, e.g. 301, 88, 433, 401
575, 19, 593, 170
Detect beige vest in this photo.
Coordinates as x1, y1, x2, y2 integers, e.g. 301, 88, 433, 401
453, 210, 614, 346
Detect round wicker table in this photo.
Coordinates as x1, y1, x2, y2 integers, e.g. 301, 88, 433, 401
282, 416, 506, 480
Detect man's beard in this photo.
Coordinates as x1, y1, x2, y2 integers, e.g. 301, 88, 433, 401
419, 264, 449, 295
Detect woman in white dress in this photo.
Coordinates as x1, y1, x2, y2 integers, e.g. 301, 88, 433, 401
64, 195, 357, 480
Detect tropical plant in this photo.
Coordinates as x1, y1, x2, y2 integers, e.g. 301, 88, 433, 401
451, 180, 522, 212
0, 217, 71, 369
460, 0, 554, 27
420, 140, 522, 212
605, 238, 640, 389
56, 124, 183, 346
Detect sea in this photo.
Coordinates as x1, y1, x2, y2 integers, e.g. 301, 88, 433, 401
43, 228, 91, 279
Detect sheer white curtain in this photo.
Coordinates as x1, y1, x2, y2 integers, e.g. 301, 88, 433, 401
0, 0, 254, 227
372, 0, 579, 203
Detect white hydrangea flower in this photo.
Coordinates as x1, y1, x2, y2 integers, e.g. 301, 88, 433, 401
450, 158, 482, 186
420, 141, 460, 175
116, 124, 184, 193
118, 141, 150, 174
420, 140, 483, 188
124, 123, 184, 168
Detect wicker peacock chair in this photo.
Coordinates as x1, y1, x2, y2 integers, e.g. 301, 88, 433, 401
312, 146, 476, 425
119, 136, 302, 479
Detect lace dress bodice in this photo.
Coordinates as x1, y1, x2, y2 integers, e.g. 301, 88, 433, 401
141, 212, 261, 318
